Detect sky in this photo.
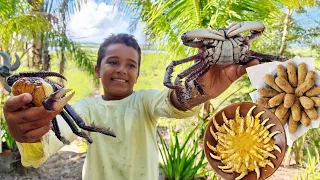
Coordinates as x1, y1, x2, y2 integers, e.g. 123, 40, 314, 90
66, 1, 319, 45
66, 1, 146, 44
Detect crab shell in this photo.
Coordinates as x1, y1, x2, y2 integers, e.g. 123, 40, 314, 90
11, 77, 54, 107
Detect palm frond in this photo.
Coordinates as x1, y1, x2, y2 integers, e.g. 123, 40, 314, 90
46, 30, 98, 84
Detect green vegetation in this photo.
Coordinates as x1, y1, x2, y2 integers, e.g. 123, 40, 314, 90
158, 123, 207, 180
1, 0, 320, 179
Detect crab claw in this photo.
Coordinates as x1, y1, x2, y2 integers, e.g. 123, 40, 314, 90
42, 89, 74, 111
181, 28, 225, 47
226, 21, 265, 38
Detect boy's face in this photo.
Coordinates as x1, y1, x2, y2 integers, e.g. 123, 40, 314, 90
95, 43, 139, 100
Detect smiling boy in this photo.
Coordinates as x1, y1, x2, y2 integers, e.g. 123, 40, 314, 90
3, 33, 258, 180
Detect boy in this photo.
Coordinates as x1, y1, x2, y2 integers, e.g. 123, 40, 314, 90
3, 33, 258, 180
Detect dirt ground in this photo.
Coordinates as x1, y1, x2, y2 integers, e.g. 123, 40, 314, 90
0, 128, 305, 180
0, 146, 303, 180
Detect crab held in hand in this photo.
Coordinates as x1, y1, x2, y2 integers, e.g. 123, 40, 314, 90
6, 71, 116, 144
164, 21, 288, 109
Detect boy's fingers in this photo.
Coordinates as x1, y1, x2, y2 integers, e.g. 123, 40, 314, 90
245, 59, 260, 68
235, 59, 260, 77
24, 124, 51, 141
16, 106, 57, 124
19, 116, 53, 133
236, 65, 246, 77
224, 65, 240, 82
4, 93, 32, 112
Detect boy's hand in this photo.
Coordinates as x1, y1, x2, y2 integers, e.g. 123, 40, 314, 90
197, 59, 259, 98
170, 60, 259, 111
3, 93, 60, 143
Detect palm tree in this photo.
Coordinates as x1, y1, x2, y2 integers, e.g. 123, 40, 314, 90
278, 0, 317, 56
0, 0, 98, 83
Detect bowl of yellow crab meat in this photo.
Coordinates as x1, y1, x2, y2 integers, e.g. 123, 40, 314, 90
204, 102, 287, 180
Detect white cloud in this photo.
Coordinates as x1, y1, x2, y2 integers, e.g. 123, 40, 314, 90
67, 1, 146, 44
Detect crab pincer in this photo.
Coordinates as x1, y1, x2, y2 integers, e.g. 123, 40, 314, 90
6, 70, 116, 144
42, 88, 74, 111
42, 88, 116, 144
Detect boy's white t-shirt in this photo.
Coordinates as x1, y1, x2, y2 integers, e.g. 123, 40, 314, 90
17, 88, 201, 180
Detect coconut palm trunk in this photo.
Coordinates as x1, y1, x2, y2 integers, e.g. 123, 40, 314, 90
42, 37, 50, 70
279, 8, 293, 56
28, 0, 49, 69
58, 0, 69, 84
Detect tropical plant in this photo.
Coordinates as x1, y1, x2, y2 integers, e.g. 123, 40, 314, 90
0, 0, 99, 81
123, 0, 281, 60
277, 0, 317, 56
285, 128, 320, 166
294, 150, 320, 180
0, 0, 101, 151
158, 122, 208, 180
0, 93, 16, 151
0, 120, 16, 151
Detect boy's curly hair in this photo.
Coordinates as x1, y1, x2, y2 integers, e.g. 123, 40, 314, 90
97, 33, 141, 73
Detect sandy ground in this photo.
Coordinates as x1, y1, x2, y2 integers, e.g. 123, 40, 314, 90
0, 128, 305, 180
0, 146, 303, 180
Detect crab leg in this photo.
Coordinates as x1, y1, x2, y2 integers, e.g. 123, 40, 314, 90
193, 80, 205, 95
51, 117, 71, 145
19, 70, 67, 80
183, 60, 209, 98
174, 88, 190, 109
41, 89, 94, 143
173, 59, 204, 88
249, 50, 289, 62
174, 59, 211, 108
184, 62, 211, 99
164, 54, 201, 89
59, 110, 93, 144
43, 88, 116, 141
64, 104, 116, 137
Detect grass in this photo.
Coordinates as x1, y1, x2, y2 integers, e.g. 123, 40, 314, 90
294, 152, 320, 180
290, 47, 318, 57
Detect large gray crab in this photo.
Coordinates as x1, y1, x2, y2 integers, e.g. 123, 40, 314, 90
163, 21, 288, 109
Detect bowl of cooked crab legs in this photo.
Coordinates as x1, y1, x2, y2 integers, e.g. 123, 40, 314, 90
204, 102, 287, 180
